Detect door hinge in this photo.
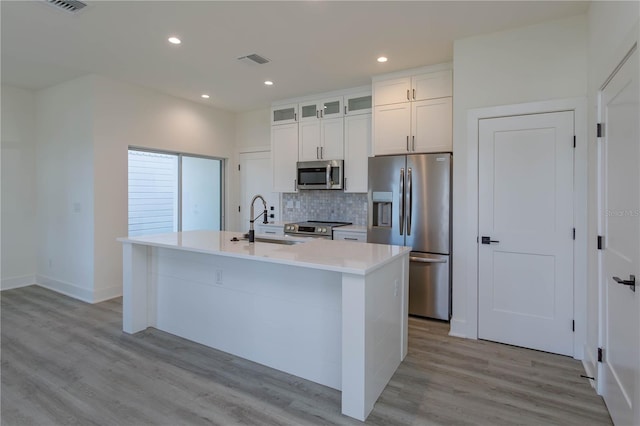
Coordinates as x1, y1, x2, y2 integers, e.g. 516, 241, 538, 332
572, 320, 575, 332
238, 205, 241, 213
238, 164, 241, 171
597, 235, 604, 250
573, 228, 576, 240
597, 347, 604, 363
573, 135, 576, 148
597, 123, 603, 138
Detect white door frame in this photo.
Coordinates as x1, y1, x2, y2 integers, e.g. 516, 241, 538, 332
464, 97, 587, 359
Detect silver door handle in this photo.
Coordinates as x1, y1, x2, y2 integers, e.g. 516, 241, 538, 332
399, 168, 405, 236
412, 135, 415, 151
316, 110, 319, 119
316, 147, 319, 159
413, 88, 416, 100
406, 89, 410, 100
326, 164, 331, 188
407, 167, 412, 236
410, 256, 447, 263
320, 146, 324, 159
406, 136, 409, 152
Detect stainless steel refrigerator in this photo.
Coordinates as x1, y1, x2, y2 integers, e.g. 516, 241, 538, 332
368, 153, 451, 320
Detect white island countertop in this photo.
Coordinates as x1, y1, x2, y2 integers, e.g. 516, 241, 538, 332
118, 230, 409, 276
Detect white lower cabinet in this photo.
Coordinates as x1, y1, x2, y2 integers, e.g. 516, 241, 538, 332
255, 223, 284, 236
344, 113, 371, 193
271, 123, 298, 192
333, 229, 367, 242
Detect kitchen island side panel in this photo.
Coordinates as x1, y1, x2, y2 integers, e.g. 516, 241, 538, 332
151, 246, 343, 390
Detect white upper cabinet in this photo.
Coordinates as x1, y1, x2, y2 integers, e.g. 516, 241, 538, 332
373, 104, 411, 155
374, 70, 452, 106
411, 70, 452, 101
298, 118, 344, 161
373, 77, 411, 106
271, 103, 298, 125
298, 96, 345, 161
271, 87, 370, 192
373, 66, 453, 155
344, 92, 372, 116
344, 113, 371, 193
412, 98, 453, 153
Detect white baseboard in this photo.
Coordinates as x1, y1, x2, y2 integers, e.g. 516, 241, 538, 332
1, 274, 36, 291
36, 274, 94, 303
582, 343, 598, 391
35, 275, 122, 304
93, 285, 122, 303
449, 317, 468, 338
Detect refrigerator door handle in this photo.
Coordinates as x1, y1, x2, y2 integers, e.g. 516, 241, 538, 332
407, 167, 412, 236
399, 168, 405, 236
409, 256, 447, 263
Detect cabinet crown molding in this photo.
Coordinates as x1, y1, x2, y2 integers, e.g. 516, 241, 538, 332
371, 62, 452, 83
272, 85, 371, 107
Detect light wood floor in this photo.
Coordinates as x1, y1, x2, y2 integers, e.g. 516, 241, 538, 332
1, 285, 611, 425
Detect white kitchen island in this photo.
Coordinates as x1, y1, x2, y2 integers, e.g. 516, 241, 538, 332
118, 230, 410, 421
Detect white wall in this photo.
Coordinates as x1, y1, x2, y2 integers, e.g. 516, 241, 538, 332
451, 15, 588, 336
584, 1, 639, 380
92, 75, 237, 301
1, 86, 37, 289
236, 108, 271, 152
35, 76, 96, 301
234, 108, 271, 230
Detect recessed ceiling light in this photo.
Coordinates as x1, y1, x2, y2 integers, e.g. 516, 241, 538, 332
168, 37, 181, 45
201, 94, 210, 99
264, 81, 274, 86
377, 56, 388, 63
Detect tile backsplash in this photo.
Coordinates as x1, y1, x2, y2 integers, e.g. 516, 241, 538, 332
282, 191, 368, 226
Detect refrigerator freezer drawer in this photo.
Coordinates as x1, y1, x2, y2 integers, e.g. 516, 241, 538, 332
409, 253, 450, 320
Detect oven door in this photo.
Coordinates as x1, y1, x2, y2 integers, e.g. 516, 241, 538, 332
297, 160, 343, 190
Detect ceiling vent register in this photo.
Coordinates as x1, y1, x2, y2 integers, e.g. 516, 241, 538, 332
44, 0, 87, 13
237, 54, 270, 65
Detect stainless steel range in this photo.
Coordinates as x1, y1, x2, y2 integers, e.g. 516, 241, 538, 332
284, 221, 352, 239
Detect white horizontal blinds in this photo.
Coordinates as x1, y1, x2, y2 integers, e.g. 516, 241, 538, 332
128, 150, 178, 236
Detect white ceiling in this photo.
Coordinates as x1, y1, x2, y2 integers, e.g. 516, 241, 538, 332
1, 1, 589, 112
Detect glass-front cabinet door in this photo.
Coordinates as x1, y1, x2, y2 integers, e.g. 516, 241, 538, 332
321, 97, 343, 119
299, 97, 344, 121
299, 101, 320, 122
271, 103, 298, 125
345, 92, 372, 116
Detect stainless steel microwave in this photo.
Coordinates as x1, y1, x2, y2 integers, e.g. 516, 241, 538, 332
296, 160, 344, 190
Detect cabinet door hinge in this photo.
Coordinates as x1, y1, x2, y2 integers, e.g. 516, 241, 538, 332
573, 228, 576, 240
597, 123, 603, 138
238, 164, 241, 171
573, 135, 576, 148
597, 347, 604, 363
238, 205, 241, 213
597, 235, 604, 250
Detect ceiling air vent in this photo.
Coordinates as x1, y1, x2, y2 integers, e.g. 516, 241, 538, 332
237, 54, 270, 65
44, 0, 87, 14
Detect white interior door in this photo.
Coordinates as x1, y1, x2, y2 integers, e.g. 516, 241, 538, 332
239, 151, 280, 232
478, 111, 575, 356
599, 46, 639, 426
